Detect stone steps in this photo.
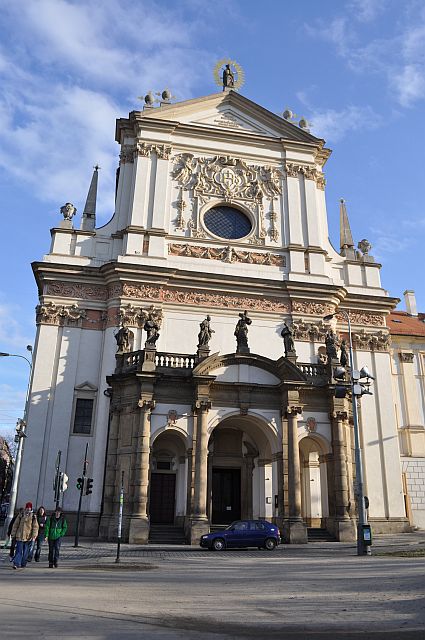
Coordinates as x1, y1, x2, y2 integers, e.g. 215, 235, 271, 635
307, 527, 336, 542
148, 524, 187, 545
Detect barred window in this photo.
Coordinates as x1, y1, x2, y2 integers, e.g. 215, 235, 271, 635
204, 206, 252, 240
73, 398, 94, 434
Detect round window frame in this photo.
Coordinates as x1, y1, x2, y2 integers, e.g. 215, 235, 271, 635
200, 201, 255, 241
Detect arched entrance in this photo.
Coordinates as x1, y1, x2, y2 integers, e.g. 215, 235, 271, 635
149, 429, 187, 525
207, 415, 277, 525
299, 434, 329, 528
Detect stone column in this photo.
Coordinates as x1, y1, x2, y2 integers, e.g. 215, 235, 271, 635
283, 405, 307, 543
190, 400, 211, 544
332, 411, 356, 541
100, 409, 120, 539
129, 399, 155, 543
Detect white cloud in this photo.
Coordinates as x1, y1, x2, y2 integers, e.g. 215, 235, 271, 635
309, 105, 382, 142
0, 301, 34, 352
348, 0, 387, 23
391, 64, 425, 106
0, 0, 215, 219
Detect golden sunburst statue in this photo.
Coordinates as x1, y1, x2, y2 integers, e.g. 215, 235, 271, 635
213, 59, 245, 91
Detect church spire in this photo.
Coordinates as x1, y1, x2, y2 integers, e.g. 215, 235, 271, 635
80, 165, 99, 231
339, 198, 356, 259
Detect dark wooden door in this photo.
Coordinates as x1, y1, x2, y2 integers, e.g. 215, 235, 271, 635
212, 468, 241, 524
149, 473, 176, 523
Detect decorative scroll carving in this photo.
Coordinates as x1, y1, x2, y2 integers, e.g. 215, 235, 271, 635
268, 200, 279, 242
118, 304, 163, 329
292, 301, 334, 316
173, 153, 282, 201
291, 320, 328, 342
136, 142, 172, 159
174, 188, 186, 231
399, 352, 414, 363
352, 329, 391, 351
285, 162, 326, 190
46, 282, 108, 301
36, 302, 87, 325
336, 311, 385, 327
119, 144, 135, 164
121, 283, 290, 313
168, 243, 285, 267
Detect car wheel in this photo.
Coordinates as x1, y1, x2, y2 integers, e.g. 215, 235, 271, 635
264, 537, 276, 551
212, 538, 225, 551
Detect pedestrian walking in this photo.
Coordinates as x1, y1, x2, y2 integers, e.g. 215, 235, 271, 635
7, 509, 22, 562
28, 506, 47, 562
45, 507, 68, 568
10, 502, 39, 569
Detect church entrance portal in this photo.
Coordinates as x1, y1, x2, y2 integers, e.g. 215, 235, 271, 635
212, 468, 241, 524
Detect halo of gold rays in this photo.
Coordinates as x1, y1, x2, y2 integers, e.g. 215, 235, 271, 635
213, 59, 245, 91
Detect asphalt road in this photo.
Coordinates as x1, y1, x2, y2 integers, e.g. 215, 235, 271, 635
1, 535, 424, 639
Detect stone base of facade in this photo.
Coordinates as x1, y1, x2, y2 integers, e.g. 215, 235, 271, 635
282, 519, 308, 544
189, 518, 210, 545
334, 518, 356, 542
368, 517, 411, 534
128, 516, 150, 544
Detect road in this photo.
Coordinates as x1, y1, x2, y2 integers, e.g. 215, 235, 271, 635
1, 534, 424, 639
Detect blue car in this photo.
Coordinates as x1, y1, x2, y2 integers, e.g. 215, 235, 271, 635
200, 520, 281, 551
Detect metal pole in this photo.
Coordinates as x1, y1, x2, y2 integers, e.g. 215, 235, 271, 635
74, 442, 89, 547
345, 311, 371, 556
54, 451, 62, 509
3, 352, 33, 543
115, 470, 124, 563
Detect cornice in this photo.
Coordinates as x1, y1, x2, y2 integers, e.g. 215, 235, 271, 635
49, 227, 96, 238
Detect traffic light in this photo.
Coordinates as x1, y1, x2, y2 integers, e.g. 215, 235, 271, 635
85, 478, 94, 495
60, 472, 69, 492
76, 477, 84, 490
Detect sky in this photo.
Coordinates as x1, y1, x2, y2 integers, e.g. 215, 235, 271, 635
0, 0, 424, 438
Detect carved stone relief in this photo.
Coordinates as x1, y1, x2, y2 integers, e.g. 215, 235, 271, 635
285, 162, 326, 190
336, 310, 385, 327
121, 283, 290, 313
136, 142, 172, 159
292, 301, 334, 316
352, 329, 391, 351
119, 145, 135, 164
36, 302, 87, 326
291, 320, 328, 342
117, 304, 163, 329
168, 243, 285, 267
46, 282, 108, 301
399, 352, 414, 363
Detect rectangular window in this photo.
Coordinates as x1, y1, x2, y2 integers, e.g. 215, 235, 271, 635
73, 398, 94, 434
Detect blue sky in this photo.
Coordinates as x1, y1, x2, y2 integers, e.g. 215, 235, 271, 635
1, 0, 424, 437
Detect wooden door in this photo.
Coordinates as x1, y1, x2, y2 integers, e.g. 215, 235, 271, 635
149, 473, 176, 523
212, 468, 241, 524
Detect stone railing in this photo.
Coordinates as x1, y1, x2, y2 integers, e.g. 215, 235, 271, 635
116, 350, 196, 374
297, 363, 326, 378
155, 353, 196, 369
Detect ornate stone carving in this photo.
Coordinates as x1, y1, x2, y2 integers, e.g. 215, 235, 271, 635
174, 188, 186, 231
292, 301, 334, 316
119, 145, 135, 164
268, 201, 279, 242
60, 203, 76, 221
357, 239, 372, 255
291, 320, 328, 342
121, 282, 290, 313
118, 304, 163, 329
36, 302, 87, 325
352, 329, 391, 351
168, 243, 285, 267
173, 153, 282, 201
306, 417, 317, 432
46, 282, 108, 301
399, 352, 414, 363
136, 142, 172, 159
336, 310, 385, 327
285, 162, 325, 189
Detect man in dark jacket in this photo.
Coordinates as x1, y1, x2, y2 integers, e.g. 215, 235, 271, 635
45, 507, 68, 568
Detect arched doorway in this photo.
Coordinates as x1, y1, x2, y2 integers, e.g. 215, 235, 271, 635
299, 435, 329, 528
207, 415, 277, 525
149, 429, 187, 525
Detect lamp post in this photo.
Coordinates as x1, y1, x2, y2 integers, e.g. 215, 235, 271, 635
323, 313, 371, 556
0, 347, 33, 542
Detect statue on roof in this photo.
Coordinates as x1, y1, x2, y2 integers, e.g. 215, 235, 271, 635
60, 202, 76, 222
222, 64, 235, 89
234, 310, 252, 352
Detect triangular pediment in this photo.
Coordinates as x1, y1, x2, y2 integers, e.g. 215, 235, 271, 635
138, 91, 324, 145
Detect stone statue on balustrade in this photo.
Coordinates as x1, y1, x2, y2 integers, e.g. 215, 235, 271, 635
234, 310, 252, 354
197, 315, 214, 348
115, 324, 133, 353
325, 329, 338, 361
281, 322, 296, 358
144, 314, 160, 348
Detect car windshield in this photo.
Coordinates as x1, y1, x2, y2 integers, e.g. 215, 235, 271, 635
225, 521, 238, 530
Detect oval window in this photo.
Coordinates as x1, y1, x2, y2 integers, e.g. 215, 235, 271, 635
203, 206, 252, 240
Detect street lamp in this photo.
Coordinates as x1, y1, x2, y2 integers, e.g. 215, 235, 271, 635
323, 312, 372, 556
0, 347, 33, 543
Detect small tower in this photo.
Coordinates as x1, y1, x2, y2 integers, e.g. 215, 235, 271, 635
80, 165, 99, 231
339, 198, 356, 259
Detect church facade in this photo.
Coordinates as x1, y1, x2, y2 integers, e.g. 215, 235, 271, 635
18, 89, 414, 543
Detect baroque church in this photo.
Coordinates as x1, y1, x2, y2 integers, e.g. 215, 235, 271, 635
18, 78, 425, 544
